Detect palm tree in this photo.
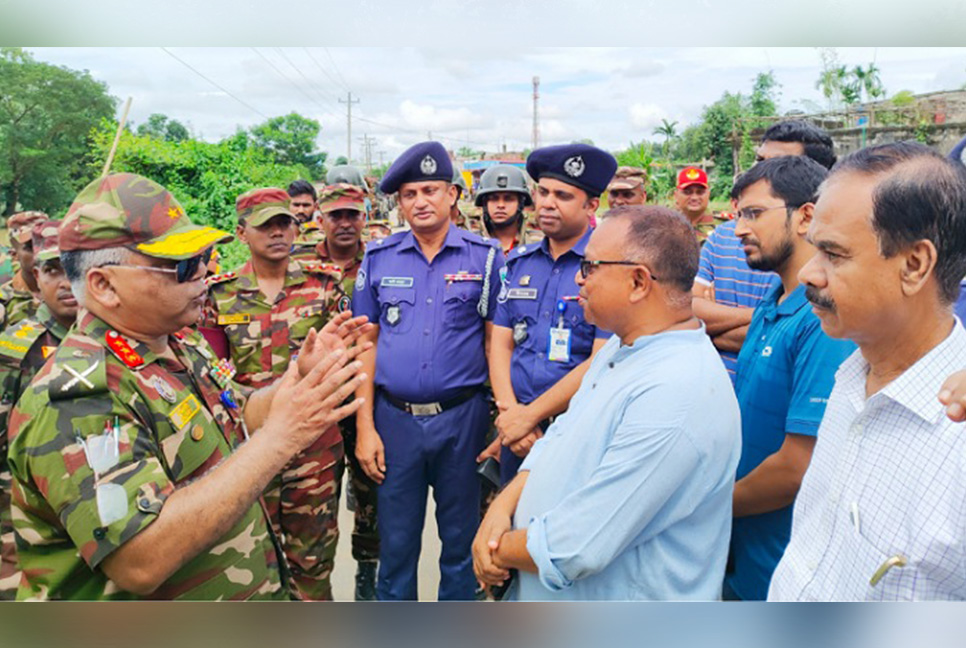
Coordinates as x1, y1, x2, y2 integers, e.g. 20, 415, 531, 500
652, 119, 678, 157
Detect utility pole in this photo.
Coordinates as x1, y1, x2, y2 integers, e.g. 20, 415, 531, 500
357, 134, 374, 173
339, 91, 360, 162
378, 150, 386, 167
532, 76, 540, 151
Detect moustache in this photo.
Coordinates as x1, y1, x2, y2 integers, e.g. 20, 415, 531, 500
805, 286, 836, 311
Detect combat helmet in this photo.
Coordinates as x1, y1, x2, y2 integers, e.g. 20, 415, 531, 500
474, 165, 533, 207
326, 165, 370, 192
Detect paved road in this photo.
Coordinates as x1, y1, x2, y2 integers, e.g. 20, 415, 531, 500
330, 472, 443, 601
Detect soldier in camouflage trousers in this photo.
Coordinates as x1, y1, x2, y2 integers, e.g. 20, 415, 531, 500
204, 187, 349, 601
0, 219, 77, 599
6, 173, 368, 600
295, 183, 379, 600
0, 211, 47, 329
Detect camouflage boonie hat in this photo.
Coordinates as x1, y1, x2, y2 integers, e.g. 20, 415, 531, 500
318, 184, 366, 215
236, 188, 296, 227
59, 173, 232, 260
9, 211, 49, 244
31, 219, 62, 262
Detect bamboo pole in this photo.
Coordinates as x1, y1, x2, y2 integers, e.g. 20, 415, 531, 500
101, 97, 132, 178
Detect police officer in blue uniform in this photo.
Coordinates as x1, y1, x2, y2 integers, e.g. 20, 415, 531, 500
352, 141, 505, 601
483, 144, 617, 484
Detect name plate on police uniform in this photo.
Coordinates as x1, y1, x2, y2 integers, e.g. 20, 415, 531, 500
218, 314, 251, 325
381, 277, 414, 288
507, 288, 538, 300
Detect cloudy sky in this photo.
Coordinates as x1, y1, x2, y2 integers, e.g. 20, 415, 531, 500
28, 47, 966, 164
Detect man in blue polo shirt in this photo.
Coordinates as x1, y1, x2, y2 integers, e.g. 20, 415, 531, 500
694, 120, 837, 381
725, 156, 856, 600
485, 144, 615, 484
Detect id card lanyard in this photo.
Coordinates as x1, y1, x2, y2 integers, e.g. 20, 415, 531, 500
548, 299, 572, 363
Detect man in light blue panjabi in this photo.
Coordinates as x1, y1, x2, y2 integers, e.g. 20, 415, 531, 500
472, 205, 741, 601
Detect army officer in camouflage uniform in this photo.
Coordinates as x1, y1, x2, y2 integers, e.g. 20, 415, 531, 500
204, 187, 348, 601
6, 173, 368, 600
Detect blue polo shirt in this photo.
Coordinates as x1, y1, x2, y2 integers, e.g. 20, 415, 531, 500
695, 220, 780, 379
351, 224, 505, 403
493, 228, 610, 405
725, 282, 856, 601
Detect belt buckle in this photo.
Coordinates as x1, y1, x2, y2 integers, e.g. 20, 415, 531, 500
410, 402, 442, 416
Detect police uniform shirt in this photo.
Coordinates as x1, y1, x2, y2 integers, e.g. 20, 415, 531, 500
493, 228, 611, 405
351, 224, 505, 403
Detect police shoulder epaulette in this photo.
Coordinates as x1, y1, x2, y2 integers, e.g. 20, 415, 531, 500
507, 243, 536, 262
300, 260, 343, 281
48, 343, 108, 402
367, 231, 405, 251
0, 318, 45, 361
205, 271, 237, 288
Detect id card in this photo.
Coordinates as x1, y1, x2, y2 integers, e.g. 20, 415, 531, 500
548, 327, 571, 362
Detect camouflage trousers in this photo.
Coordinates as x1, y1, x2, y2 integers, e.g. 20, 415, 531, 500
264, 425, 344, 602
340, 416, 379, 563
0, 463, 18, 600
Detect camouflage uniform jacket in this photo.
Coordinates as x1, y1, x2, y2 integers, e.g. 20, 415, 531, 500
0, 303, 70, 599
0, 276, 38, 329
692, 212, 731, 246
6, 310, 284, 600
292, 226, 327, 260
293, 240, 367, 299
203, 258, 348, 388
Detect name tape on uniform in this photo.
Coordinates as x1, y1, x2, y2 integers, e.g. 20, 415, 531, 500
381, 277, 414, 288
218, 314, 251, 326
507, 288, 538, 300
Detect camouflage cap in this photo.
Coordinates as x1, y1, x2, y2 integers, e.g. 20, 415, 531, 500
318, 184, 366, 215
59, 173, 232, 261
31, 219, 62, 262
236, 187, 296, 227
607, 166, 647, 191
9, 211, 49, 244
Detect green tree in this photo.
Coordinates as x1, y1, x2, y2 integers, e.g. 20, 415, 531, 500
0, 47, 116, 216
850, 63, 886, 104
750, 71, 781, 122
652, 119, 678, 157
136, 113, 190, 142
815, 48, 845, 112
249, 112, 327, 179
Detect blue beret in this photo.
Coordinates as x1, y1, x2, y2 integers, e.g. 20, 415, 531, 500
526, 143, 618, 197
380, 141, 454, 194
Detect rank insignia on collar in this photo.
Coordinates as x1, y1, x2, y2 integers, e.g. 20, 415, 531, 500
151, 376, 178, 404
106, 331, 144, 368
210, 358, 236, 389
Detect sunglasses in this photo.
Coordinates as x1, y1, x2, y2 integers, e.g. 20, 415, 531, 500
579, 259, 659, 281
106, 247, 213, 283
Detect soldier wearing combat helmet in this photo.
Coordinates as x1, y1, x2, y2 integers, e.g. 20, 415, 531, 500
474, 164, 540, 255
6, 173, 369, 600
203, 187, 349, 601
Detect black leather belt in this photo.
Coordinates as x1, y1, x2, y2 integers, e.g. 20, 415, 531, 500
380, 387, 481, 416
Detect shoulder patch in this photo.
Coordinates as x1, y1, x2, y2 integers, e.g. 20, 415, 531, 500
205, 271, 237, 288
0, 319, 45, 361
49, 346, 108, 401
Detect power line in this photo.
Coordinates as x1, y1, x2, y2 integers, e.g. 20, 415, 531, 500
250, 47, 334, 117
274, 47, 343, 109
304, 47, 350, 95
323, 47, 351, 92
159, 47, 268, 120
